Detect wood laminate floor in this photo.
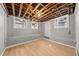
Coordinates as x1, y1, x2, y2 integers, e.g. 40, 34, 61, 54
3, 39, 76, 56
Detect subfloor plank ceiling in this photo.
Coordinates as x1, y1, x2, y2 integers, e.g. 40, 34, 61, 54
4, 3, 75, 22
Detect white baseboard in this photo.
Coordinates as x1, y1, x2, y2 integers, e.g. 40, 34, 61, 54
1, 38, 78, 56
42, 38, 78, 56
1, 47, 7, 56
75, 49, 78, 56
6, 38, 41, 49
43, 38, 78, 56
1, 38, 41, 56
43, 38, 75, 48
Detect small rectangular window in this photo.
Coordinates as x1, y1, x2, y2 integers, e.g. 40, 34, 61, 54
13, 17, 27, 29
31, 22, 38, 29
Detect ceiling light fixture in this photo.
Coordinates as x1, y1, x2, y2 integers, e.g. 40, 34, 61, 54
38, 13, 41, 17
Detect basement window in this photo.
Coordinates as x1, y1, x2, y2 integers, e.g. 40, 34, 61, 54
13, 17, 27, 29
31, 22, 38, 29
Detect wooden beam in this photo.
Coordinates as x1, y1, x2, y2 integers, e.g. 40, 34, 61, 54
7, 5, 23, 15
40, 4, 44, 7
38, 4, 58, 19
22, 3, 32, 18
40, 4, 67, 19
18, 3, 23, 17
31, 3, 50, 19
12, 3, 15, 16
39, 4, 72, 20
41, 5, 74, 22
41, 8, 68, 20
41, 8, 68, 21
41, 4, 75, 21
3, 3, 9, 15
11, 3, 32, 17
31, 3, 41, 14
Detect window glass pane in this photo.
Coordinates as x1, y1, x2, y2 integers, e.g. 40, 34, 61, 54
13, 17, 27, 29
31, 21, 38, 29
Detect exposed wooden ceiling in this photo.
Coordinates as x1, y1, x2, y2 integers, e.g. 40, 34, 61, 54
4, 3, 75, 22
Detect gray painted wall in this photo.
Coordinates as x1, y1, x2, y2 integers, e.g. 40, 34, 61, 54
7, 16, 43, 46
75, 3, 79, 55
0, 4, 7, 55
42, 14, 76, 47
6, 6, 76, 49
0, 3, 76, 55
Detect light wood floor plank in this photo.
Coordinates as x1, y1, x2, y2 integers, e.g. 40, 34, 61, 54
3, 39, 76, 56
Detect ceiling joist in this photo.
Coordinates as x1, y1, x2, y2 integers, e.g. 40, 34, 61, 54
31, 3, 41, 15
39, 4, 74, 20
5, 3, 75, 22
22, 3, 32, 18
40, 4, 75, 21
31, 3, 50, 19
18, 3, 23, 17
12, 3, 15, 16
